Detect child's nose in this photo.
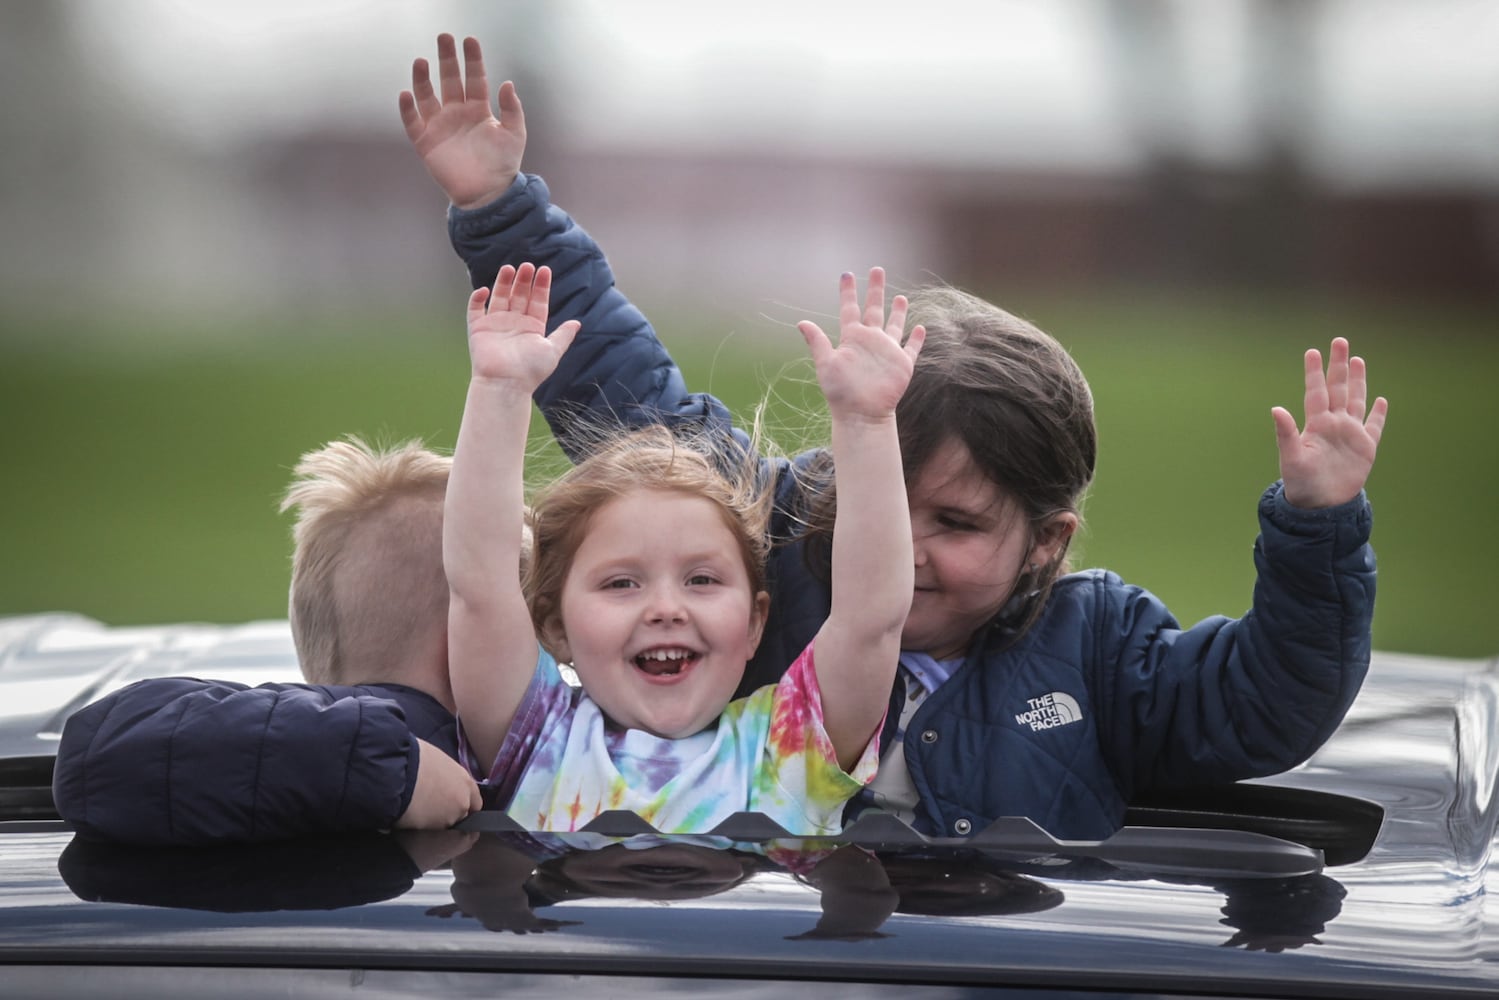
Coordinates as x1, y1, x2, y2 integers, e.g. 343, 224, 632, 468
644, 586, 688, 625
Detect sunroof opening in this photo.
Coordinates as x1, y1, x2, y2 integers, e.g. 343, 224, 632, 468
9, 753, 1382, 875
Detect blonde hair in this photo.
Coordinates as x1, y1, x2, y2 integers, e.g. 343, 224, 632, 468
280, 436, 452, 686
524, 424, 772, 642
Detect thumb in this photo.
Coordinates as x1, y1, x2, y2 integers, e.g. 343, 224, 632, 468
798, 320, 831, 362
548, 319, 580, 355
398, 90, 422, 144
1270, 406, 1300, 457
904, 323, 927, 362
467, 287, 491, 325
498, 79, 527, 135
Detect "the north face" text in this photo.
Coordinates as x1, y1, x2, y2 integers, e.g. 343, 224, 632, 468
1014, 691, 1083, 731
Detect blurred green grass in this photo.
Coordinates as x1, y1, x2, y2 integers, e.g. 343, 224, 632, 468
2, 291, 1494, 658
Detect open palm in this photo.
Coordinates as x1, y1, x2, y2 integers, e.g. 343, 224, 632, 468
466, 264, 578, 390
1272, 337, 1388, 509
399, 34, 525, 211
798, 268, 925, 422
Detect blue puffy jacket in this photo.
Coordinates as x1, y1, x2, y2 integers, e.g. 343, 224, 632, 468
53, 678, 458, 845
449, 174, 1377, 840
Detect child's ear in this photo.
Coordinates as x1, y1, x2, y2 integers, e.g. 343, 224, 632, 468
1031, 513, 1079, 570
540, 615, 572, 664
745, 591, 770, 657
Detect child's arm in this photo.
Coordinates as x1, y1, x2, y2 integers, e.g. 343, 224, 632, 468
446, 264, 579, 769
796, 269, 924, 769
1271, 336, 1388, 508
1101, 337, 1388, 793
52, 678, 475, 844
401, 36, 720, 457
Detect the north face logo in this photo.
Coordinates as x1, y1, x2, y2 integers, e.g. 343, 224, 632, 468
1014, 692, 1083, 731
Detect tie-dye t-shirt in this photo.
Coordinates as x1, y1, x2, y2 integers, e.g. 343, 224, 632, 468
463, 643, 880, 836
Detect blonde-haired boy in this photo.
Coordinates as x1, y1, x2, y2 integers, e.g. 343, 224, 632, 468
283, 436, 452, 691
53, 438, 483, 844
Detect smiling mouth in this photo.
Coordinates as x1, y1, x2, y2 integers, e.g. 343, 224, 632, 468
634, 647, 699, 677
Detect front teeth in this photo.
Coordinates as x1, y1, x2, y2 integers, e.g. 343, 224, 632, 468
636, 648, 694, 675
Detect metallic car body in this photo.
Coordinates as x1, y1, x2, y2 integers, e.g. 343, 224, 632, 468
2, 612, 1498, 999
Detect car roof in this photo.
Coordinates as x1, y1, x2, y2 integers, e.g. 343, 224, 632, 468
3, 613, 1499, 998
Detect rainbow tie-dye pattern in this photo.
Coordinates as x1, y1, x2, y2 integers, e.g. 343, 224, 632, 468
465, 644, 879, 836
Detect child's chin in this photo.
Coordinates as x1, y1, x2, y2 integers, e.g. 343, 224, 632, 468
642, 721, 697, 741
637, 710, 716, 742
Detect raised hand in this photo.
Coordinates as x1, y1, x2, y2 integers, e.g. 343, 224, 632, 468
1272, 337, 1388, 509
466, 263, 579, 390
399, 33, 525, 210
797, 268, 926, 422
796, 268, 922, 768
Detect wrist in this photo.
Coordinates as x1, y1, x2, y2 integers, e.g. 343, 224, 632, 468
1280, 482, 1355, 510
828, 409, 898, 430
1268, 481, 1367, 521
468, 374, 541, 403
452, 173, 522, 213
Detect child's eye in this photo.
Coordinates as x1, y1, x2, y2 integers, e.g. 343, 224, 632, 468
603, 578, 638, 590
686, 573, 719, 586
937, 515, 975, 532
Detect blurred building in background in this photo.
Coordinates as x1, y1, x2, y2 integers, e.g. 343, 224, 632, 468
2, 0, 1495, 327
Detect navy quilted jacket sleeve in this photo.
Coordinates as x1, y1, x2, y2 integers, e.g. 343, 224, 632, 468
448, 174, 748, 460
1095, 483, 1376, 793
52, 678, 453, 845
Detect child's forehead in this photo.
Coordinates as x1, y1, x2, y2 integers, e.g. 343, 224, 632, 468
910, 440, 1012, 512
591, 487, 724, 524
576, 489, 742, 560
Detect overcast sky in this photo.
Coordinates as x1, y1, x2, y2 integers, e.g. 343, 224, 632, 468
61, 0, 1499, 187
